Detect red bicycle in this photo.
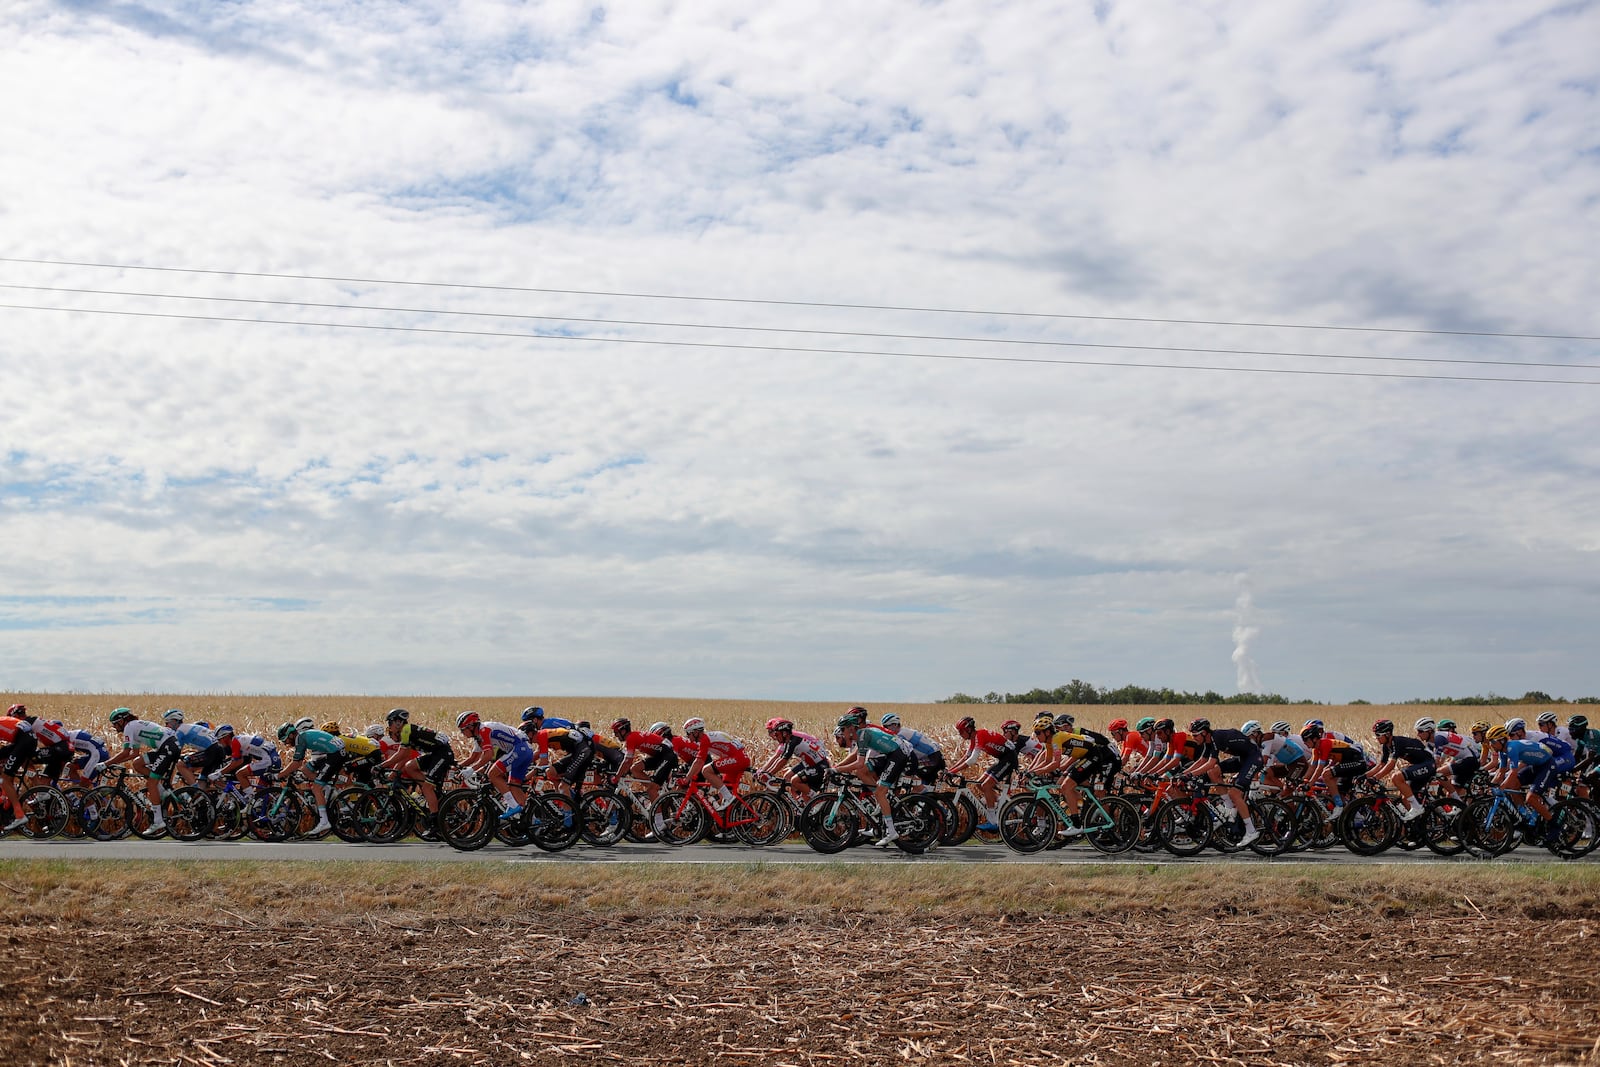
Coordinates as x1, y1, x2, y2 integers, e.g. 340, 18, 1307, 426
650, 776, 789, 846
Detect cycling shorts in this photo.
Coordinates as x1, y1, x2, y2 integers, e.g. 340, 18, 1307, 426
417, 747, 455, 786
1400, 762, 1435, 791
249, 749, 282, 776
865, 749, 909, 787
640, 748, 679, 785
37, 741, 73, 780
1449, 755, 1480, 786
495, 745, 534, 785
913, 751, 946, 787
1, 732, 38, 776
552, 742, 594, 786
144, 737, 182, 780
983, 749, 1020, 783
1219, 755, 1262, 793
791, 762, 829, 790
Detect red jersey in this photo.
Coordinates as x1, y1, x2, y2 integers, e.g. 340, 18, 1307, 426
965, 729, 1014, 760
0, 716, 30, 744
622, 730, 673, 758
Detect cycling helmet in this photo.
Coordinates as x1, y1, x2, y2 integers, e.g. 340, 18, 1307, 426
294, 717, 315, 733
1568, 714, 1589, 733
612, 718, 633, 736
878, 713, 900, 729
683, 716, 706, 736
1188, 718, 1211, 734
456, 711, 481, 731
1271, 721, 1292, 734
1538, 711, 1559, 727
195, 721, 210, 730
5, 704, 23, 715
109, 708, 134, 726
1153, 718, 1174, 733
1504, 717, 1527, 736
1303, 719, 1324, 731
163, 708, 184, 724
276, 722, 296, 741
955, 716, 976, 736
835, 713, 860, 731
769, 718, 795, 733
1470, 720, 1491, 733
649, 721, 672, 738
833, 727, 848, 744
1485, 725, 1509, 743
386, 708, 410, 724
1437, 719, 1456, 732
214, 723, 235, 739
364, 723, 384, 740
1032, 715, 1055, 732
1239, 720, 1261, 736
522, 706, 545, 722
846, 707, 869, 726
1300, 724, 1324, 742
1001, 719, 1022, 733
1107, 718, 1129, 732
1053, 712, 1075, 730
1414, 717, 1436, 733
1372, 719, 1394, 735
1135, 717, 1157, 732
320, 721, 340, 734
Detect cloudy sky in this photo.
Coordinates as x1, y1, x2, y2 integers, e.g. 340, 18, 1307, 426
2, 0, 1597, 703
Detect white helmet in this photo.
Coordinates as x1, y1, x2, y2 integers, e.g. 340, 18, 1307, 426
364, 723, 384, 740
294, 716, 316, 733
1414, 717, 1437, 733
163, 708, 184, 725
683, 717, 706, 735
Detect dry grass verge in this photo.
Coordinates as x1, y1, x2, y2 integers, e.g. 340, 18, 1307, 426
3, 861, 1599, 1065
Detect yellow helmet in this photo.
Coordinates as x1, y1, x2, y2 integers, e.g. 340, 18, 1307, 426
1032, 715, 1055, 732
1485, 725, 1509, 743
320, 720, 341, 735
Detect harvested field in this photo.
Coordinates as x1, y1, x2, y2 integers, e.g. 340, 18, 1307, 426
3, 861, 1599, 1065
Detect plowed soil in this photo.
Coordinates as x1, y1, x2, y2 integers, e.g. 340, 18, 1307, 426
3, 862, 1598, 1065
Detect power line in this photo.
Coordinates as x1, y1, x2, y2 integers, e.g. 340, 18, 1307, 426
2, 255, 1595, 342
5, 301, 1597, 386
4, 282, 1595, 372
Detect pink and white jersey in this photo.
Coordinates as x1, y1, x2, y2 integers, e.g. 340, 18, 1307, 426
778, 730, 828, 768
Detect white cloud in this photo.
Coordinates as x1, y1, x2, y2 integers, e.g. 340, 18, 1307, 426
1, 0, 1598, 702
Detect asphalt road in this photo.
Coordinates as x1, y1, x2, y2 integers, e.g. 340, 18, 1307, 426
0, 838, 1579, 864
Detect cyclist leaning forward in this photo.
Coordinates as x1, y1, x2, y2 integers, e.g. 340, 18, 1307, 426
383, 709, 456, 822
1041, 713, 1122, 840
832, 713, 911, 847
456, 711, 535, 821
1185, 719, 1263, 847
760, 717, 831, 801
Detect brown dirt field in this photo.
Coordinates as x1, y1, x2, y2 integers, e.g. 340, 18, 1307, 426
3, 862, 1599, 1066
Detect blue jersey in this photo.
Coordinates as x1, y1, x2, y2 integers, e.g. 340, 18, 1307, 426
536, 717, 574, 731
69, 728, 109, 760
897, 729, 941, 759
1506, 738, 1552, 770
173, 723, 215, 751
1541, 735, 1575, 772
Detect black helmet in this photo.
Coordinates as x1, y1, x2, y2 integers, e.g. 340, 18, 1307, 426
1188, 718, 1210, 734
1569, 714, 1590, 733
1372, 719, 1394, 736
386, 708, 409, 724
1052, 713, 1074, 731
1153, 718, 1174, 732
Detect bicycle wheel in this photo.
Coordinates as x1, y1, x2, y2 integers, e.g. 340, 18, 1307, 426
19, 786, 71, 839
59, 787, 89, 839
997, 796, 1057, 854
890, 793, 943, 854
649, 791, 705, 847
937, 793, 981, 846
799, 793, 859, 854
328, 786, 373, 843
1085, 795, 1142, 856
162, 787, 215, 842
250, 789, 305, 842
1422, 796, 1467, 857
1338, 796, 1399, 855
529, 793, 582, 852
1246, 798, 1295, 857
81, 786, 135, 841
435, 789, 494, 851
1460, 796, 1518, 857
362, 791, 410, 844
1154, 799, 1214, 857
579, 790, 629, 847
1547, 798, 1599, 859
130, 790, 168, 840
732, 791, 790, 847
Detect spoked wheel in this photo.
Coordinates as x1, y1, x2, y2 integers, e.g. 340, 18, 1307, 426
1338, 796, 1399, 856
997, 796, 1057, 854
81, 787, 135, 841
161, 787, 215, 842
1245, 798, 1296, 857
732, 791, 790, 847
579, 791, 630, 847
437, 789, 495, 852
1422, 796, 1467, 857
18, 786, 71, 839
1546, 798, 1600, 859
649, 791, 706, 847
528, 793, 581, 852
889, 794, 943, 854
1460, 796, 1519, 858
328, 787, 375, 843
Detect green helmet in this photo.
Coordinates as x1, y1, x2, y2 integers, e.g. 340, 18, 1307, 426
109, 707, 134, 726
276, 721, 296, 742
836, 712, 861, 730
1134, 716, 1156, 732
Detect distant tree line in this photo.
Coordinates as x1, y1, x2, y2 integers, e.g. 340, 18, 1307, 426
938, 683, 1599, 706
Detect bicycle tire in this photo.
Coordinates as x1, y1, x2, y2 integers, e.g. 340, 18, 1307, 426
362, 791, 410, 844
799, 793, 859, 854
209, 791, 250, 839
529, 793, 582, 852
162, 787, 215, 842
1338, 796, 1399, 856
732, 791, 790, 847
1547, 797, 1599, 859
997, 796, 1056, 854
327, 786, 374, 843
579, 790, 629, 847
81, 786, 135, 841
1422, 796, 1467, 856
1246, 798, 1295, 857
889, 793, 942, 854
1085, 795, 1142, 856
1154, 799, 1214, 856
59, 786, 90, 839
19, 786, 71, 839
130, 790, 168, 840
437, 789, 495, 851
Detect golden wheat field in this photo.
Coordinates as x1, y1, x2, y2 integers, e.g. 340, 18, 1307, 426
0, 693, 1534, 760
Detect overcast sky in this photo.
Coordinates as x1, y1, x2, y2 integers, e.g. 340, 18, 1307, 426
2, 1, 1597, 703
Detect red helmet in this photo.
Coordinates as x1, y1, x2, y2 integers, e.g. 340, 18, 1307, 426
455, 711, 481, 731
610, 718, 631, 737
1107, 718, 1129, 732
6, 704, 24, 716
1001, 719, 1021, 732
766, 718, 793, 733
955, 716, 976, 737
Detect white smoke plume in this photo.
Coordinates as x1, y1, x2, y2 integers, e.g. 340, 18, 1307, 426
1232, 574, 1262, 694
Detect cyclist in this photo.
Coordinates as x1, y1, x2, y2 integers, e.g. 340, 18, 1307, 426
529, 722, 594, 811
521, 706, 574, 731
879, 713, 946, 790
383, 708, 455, 820
832, 715, 908, 847
64, 723, 111, 786
214, 724, 282, 794
612, 719, 680, 805
1569, 715, 1600, 797
681, 717, 751, 807
163, 709, 218, 786
1253, 721, 1309, 792
1046, 713, 1122, 839
1536, 711, 1571, 745
456, 711, 534, 821
1185, 719, 1262, 846
951, 716, 1019, 832
584, 722, 627, 781
276, 720, 339, 834
1141, 719, 1198, 778
1422, 718, 1480, 798
1511, 717, 1576, 783
760, 718, 831, 801
1108, 718, 1149, 776
1470, 721, 1498, 775
1299, 721, 1369, 809
102, 708, 183, 834
27, 714, 74, 785
1484, 724, 1559, 830
0, 708, 36, 831
1366, 719, 1434, 821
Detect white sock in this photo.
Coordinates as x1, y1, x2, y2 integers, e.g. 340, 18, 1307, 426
501, 791, 516, 806
1244, 819, 1256, 832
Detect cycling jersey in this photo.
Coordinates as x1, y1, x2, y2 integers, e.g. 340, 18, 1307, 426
1310, 736, 1366, 764
1200, 729, 1260, 763
854, 725, 909, 757
471, 721, 526, 757
340, 735, 380, 759
1118, 731, 1149, 762
777, 731, 829, 767
622, 730, 674, 759
172, 723, 215, 751
395, 723, 452, 755
1260, 735, 1307, 764
961, 729, 1016, 762
1542, 735, 1576, 772
1050, 730, 1101, 762
122, 720, 176, 751
1430, 730, 1479, 760
1573, 728, 1600, 761
1380, 735, 1434, 766
0, 717, 32, 744
1506, 739, 1552, 769
536, 727, 592, 756
896, 728, 942, 761
31, 720, 69, 747
69, 729, 109, 777
293, 729, 346, 759
689, 730, 748, 763
533, 716, 574, 730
